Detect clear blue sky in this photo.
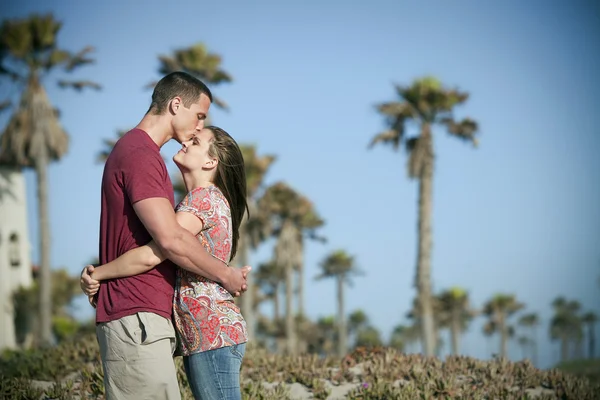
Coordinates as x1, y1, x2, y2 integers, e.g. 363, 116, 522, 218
2, 0, 599, 369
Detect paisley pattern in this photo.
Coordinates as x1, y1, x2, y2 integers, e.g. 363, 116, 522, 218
172, 186, 247, 356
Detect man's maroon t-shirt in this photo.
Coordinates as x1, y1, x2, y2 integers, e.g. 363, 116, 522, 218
96, 129, 176, 323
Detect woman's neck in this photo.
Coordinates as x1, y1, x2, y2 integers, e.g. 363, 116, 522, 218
181, 170, 213, 193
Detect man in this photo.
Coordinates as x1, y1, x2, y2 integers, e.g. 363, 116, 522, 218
80, 71, 250, 399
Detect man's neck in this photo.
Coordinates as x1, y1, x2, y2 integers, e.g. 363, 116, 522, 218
134, 113, 173, 148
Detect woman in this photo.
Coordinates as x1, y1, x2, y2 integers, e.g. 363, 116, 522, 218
87, 126, 248, 400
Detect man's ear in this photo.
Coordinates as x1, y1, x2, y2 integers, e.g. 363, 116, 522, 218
169, 97, 182, 115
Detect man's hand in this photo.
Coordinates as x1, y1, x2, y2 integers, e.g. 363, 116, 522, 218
80, 265, 100, 296
222, 266, 251, 297
88, 295, 97, 309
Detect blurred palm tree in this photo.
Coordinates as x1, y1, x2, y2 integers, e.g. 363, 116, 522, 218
355, 326, 383, 348
436, 287, 476, 355
369, 77, 478, 356
518, 312, 540, 366
315, 249, 362, 357
389, 324, 421, 353
149, 43, 232, 116
406, 296, 444, 356
550, 297, 583, 362
517, 336, 531, 360
348, 309, 368, 349
582, 311, 598, 359
254, 260, 285, 321
482, 294, 524, 359
258, 182, 324, 355
231, 145, 276, 341
0, 14, 100, 345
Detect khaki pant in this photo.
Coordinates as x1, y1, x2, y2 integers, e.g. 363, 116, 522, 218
96, 312, 180, 400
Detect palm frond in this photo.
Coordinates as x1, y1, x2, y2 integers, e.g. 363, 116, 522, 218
57, 80, 101, 91
444, 117, 479, 146
368, 129, 401, 150
64, 46, 96, 72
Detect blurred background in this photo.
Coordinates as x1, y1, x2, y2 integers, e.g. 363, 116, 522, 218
0, 0, 598, 372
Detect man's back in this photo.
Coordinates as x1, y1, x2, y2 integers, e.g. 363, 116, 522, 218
96, 129, 176, 323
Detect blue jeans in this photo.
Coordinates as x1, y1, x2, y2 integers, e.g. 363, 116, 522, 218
183, 343, 246, 400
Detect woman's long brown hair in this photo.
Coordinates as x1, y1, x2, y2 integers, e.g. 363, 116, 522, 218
206, 126, 249, 262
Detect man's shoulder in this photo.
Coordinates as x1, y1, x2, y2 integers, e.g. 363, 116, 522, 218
109, 130, 161, 165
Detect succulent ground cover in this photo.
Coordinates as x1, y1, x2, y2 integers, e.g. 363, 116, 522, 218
1, 335, 598, 399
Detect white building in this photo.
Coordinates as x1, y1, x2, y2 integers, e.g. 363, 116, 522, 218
0, 167, 32, 350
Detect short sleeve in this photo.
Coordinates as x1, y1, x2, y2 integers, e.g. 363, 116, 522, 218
175, 187, 216, 229
122, 147, 169, 204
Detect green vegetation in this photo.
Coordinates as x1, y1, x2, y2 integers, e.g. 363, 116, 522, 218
2, 335, 599, 399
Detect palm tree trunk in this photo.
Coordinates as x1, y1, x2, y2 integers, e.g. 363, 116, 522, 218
297, 237, 305, 317
531, 327, 538, 367
285, 258, 295, 355
588, 323, 596, 359
450, 313, 460, 355
273, 283, 280, 321
499, 314, 508, 359
236, 230, 255, 341
560, 335, 568, 362
36, 148, 53, 346
337, 276, 346, 357
416, 126, 436, 357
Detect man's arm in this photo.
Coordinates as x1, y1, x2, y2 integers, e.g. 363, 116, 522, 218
133, 197, 248, 294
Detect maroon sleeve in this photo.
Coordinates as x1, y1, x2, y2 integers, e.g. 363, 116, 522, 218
122, 147, 169, 204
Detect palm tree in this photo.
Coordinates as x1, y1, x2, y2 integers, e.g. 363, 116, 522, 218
582, 311, 598, 359
254, 260, 285, 321
389, 324, 421, 353
369, 77, 479, 356
258, 182, 324, 355
406, 296, 444, 356
436, 287, 475, 355
517, 336, 531, 360
0, 14, 100, 345
550, 298, 583, 362
348, 309, 368, 349
518, 312, 539, 366
315, 249, 362, 357
355, 326, 383, 348
233, 145, 276, 341
149, 43, 232, 113
482, 294, 524, 359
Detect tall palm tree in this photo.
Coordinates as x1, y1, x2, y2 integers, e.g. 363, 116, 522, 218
369, 77, 479, 356
406, 296, 444, 356
550, 297, 582, 362
582, 311, 598, 359
0, 14, 100, 345
482, 294, 524, 359
254, 260, 285, 321
517, 336, 531, 360
233, 145, 276, 341
258, 182, 324, 355
436, 287, 475, 355
518, 312, 539, 366
315, 249, 362, 357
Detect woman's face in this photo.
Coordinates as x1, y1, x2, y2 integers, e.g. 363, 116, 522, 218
173, 128, 216, 171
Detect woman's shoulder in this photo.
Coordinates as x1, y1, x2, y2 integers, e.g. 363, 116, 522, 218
179, 185, 228, 209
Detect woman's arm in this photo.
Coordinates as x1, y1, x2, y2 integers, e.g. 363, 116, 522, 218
91, 211, 204, 281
